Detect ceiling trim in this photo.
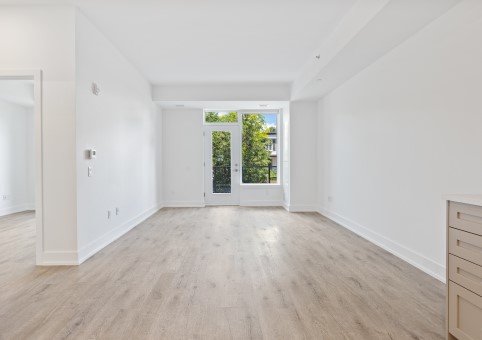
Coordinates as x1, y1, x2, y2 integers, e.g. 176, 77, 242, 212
152, 83, 291, 102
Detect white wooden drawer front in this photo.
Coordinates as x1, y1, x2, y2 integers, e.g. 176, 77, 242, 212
449, 255, 482, 297
449, 228, 482, 265
449, 201, 482, 236
449, 282, 482, 340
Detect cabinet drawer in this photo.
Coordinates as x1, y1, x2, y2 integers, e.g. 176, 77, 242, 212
449, 255, 482, 297
449, 282, 482, 340
449, 228, 482, 265
449, 201, 482, 236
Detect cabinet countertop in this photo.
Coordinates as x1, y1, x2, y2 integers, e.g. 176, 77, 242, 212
444, 194, 482, 207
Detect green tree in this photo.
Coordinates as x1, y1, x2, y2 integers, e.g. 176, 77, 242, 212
206, 112, 238, 192
205, 112, 272, 185
211, 130, 231, 192
205, 112, 237, 168
205, 111, 238, 124
242, 114, 271, 183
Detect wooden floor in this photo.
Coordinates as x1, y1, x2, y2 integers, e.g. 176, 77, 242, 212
0, 207, 445, 339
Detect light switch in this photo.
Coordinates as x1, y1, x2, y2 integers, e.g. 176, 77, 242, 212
87, 149, 97, 159
88, 166, 93, 177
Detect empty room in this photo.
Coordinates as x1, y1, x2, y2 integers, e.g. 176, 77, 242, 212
1, 0, 481, 339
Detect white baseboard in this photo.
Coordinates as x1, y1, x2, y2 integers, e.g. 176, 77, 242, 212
0, 203, 35, 217
38, 251, 79, 266
318, 207, 445, 283
163, 201, 205, 208
78, 203, 163, 264
288, 205, 318, 212
240, 200, 283, 207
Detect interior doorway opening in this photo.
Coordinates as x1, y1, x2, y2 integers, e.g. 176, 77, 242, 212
0, 71, 43, 265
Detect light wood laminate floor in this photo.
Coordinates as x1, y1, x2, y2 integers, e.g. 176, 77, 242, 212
0, 207, 445, 339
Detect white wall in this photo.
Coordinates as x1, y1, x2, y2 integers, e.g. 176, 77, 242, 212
289, 101, 318, 211
75, 12, 162, 262
0, 7, 162, 264
240, 186, 283, 206
0, 100, 34, 216
0, 6, 78, 263
317, 0, 482, 281
162, 109, 205, 207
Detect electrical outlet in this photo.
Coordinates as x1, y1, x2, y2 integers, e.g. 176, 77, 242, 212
116, 208, 119, 216
328, 196, 333, 203
107, 210, 111, 219
2, 195, 7, 200
88, 166, 93, 177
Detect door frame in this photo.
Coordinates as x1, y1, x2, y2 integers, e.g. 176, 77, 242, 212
0, 70, 44, 264
203, 124, 241, 205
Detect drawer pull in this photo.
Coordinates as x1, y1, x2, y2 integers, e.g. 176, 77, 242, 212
458, 240, 482, 254
458, 268, 482, 286
458, 212, 482, 224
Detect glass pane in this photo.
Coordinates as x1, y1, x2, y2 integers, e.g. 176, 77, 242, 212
205, 111, 238, 123
242, 113, 277, 184
212, 131, 231, 193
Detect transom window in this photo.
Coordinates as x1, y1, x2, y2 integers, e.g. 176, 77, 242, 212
204, 111, 238, 123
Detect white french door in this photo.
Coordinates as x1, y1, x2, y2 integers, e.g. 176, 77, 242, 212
204, 125, 240, 205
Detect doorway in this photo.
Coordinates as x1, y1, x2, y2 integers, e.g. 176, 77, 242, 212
0, 70, 43, 264
204, 125, 240, 205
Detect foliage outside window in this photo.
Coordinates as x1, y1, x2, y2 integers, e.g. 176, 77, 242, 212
205, 111, 238, 123
242, 114, 277, 184
212, 131, 231, 193
206, 111, 278, 185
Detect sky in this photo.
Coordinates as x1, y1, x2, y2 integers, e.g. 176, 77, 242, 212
263, 114, 277, 129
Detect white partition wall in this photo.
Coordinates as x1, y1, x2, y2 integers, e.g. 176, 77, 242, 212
162, 109, 205, 207
75, 12, 163, 263
0, 7, 164, 264
288, 101, 318, 212
0, 7, 78, 264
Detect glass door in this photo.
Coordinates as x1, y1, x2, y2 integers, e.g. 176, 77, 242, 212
204, 125, 240, 205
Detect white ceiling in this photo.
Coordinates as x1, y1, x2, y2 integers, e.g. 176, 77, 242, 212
78, 0, 356, 84
0, 0, 459, 100
10, 0, 355, 84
